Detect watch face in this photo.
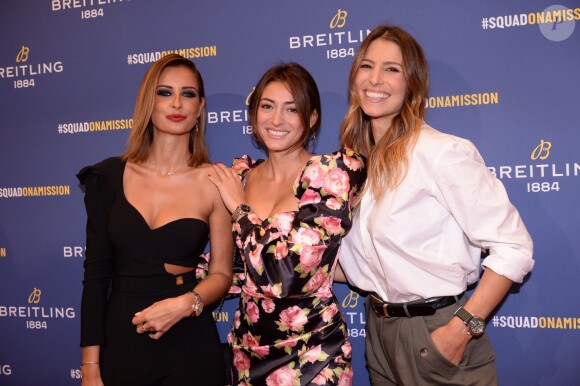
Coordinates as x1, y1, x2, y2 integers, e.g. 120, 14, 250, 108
240, 204, 251, 213
469, 317, 485, 336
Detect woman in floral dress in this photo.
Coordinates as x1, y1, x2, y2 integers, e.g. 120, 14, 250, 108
209, 62, 366, 385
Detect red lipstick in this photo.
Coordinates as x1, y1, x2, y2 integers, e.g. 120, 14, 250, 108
167, 114, 186, 122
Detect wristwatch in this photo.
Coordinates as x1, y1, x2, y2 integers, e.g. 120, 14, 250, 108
188, 290, 204, 317
454, 307, 485, 336
232, 203, 252, 222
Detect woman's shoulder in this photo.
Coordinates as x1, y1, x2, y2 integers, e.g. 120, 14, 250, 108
76, 156, 123, 184
415, 123, 481, 165
307, 148, 365, 173
296, 148, 366, 201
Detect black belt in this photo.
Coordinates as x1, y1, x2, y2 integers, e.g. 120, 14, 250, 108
370, 292, 464, 318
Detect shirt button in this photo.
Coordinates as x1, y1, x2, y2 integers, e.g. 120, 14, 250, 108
420, 348, 428, 357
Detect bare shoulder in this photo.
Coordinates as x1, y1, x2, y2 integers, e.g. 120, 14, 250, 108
187, 163, 220, 196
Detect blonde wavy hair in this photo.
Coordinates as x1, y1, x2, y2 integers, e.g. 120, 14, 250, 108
340, 25, 429, 200
122, 54, 209, 167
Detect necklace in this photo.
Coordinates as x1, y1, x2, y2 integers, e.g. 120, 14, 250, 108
149, 160, 188, 176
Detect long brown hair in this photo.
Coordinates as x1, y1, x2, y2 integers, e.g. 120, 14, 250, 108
248, 62, 321, 152
340, 25, 429, 199
122, 54, 209, 166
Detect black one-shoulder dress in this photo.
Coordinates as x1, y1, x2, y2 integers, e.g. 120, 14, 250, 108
78, 157, 225, 385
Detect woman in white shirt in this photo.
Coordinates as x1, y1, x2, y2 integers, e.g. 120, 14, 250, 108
338, 24, 534, 385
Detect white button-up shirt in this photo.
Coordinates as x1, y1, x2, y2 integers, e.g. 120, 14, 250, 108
340, 124, 534, 303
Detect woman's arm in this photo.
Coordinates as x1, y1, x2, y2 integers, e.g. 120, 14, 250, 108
333, 261, 348, 283
189, 186, 234, 305
77, 161, 117, 385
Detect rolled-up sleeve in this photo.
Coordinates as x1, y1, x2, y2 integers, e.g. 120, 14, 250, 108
433, 139, 534, 283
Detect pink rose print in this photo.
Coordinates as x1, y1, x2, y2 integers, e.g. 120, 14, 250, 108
299, 189, 321, 206
278, 336, 299, 348
232, 156, 250, 173
299, 245, 326, 273
229, 274, 243, 295
343, 153, 363, 171
319, 216, 343, 236
316, 281, 333, 301
341, 342, 352, 359
242, 333, 270, 357
248, 242, 264, 273
233, 310, 241, 329
337, 366, 353, 386
232, 348, 251, 372
274, 241, 289, 260
302, 344, 322, 364
279, 306, 308, 332
312, 371, 329, 385
266, 230, 283, 244
303, 267, 326, 293
302, 161, 325, 189
322, 168, 350, 197
291, 227, 321, 246
246, 301, 260, 324
253, 344, 270, 357
325, 197, 343, 210
271, 212, 295, 235
248, 212, 262, 225
242, 333, 258, 347
266, 365, 297, 386
260, 283, 282, 298
244, 274, 260, 296
262, 298, 275, 313
321, 303, 339, 323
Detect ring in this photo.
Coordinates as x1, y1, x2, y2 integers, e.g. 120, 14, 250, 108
142, 325, 147, 332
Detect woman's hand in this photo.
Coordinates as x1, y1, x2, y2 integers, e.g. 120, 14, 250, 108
131, 294, 193, 340
429, 318, 471, 365
207, 163, 246, 214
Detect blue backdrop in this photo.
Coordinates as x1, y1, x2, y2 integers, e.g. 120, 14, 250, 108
1, 1, 579, 384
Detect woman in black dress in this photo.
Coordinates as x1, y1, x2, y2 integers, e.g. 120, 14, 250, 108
78, 54, 233, 386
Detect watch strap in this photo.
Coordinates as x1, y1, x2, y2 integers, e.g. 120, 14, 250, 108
454, 306, 474, 324
232, 203, 252, 222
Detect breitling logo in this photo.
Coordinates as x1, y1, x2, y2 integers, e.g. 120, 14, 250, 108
342, 290, 360, 309
531, 139, 551, 160
330, 9, 348, 29
28, 288, 42, 304
16, 46, 30, 63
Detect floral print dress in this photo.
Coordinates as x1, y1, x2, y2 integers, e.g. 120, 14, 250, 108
228, 149, 366, 386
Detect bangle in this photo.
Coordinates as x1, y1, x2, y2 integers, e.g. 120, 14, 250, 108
81, 362, 99, 366
188, 290, 204, 317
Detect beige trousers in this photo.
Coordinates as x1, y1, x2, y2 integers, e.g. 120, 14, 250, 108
365, 296, 498, 386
